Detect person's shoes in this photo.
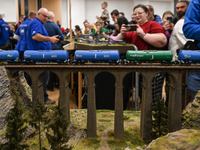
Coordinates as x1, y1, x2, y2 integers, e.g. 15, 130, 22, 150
45, 99, 55, 104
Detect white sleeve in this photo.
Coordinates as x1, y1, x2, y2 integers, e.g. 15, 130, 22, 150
176, 20, 189, 45
13, 34, 20, 40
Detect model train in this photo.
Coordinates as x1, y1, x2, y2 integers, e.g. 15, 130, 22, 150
24, 50, 69, 62
0, 49, 199, 65
0, 50, 19, 62
74, 50, 120, 63
126, 50, 173, 64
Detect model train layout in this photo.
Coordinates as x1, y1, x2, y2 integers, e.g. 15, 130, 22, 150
0, 49, 199, 65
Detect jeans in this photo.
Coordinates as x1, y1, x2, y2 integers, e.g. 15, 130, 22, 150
187, 73, 200, 101
43, 71, 49, 102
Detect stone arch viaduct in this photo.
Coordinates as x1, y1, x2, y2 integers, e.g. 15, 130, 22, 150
5, 64, 199, 140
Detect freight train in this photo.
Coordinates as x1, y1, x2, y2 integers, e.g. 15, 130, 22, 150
0, 49, 199, 65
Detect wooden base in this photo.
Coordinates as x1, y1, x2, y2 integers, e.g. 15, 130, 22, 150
63, 42, 75, 50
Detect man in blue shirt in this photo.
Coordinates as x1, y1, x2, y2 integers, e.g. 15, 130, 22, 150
14, 11, 36, 59
27, 8, 59, 104
183, 0, 200, 102
0, 14, 12, 50
44, 11, 64, 50
27, 8, 58, 51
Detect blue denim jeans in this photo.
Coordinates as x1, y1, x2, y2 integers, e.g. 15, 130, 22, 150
187, 73, 200, 101
43, 71, 49, 102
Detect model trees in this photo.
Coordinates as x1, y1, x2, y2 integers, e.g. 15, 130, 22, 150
0, 91, 28, 150
151, 96, 168, 139
45, 101, 72, 150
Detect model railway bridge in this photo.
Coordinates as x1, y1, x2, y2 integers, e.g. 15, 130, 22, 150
4, 64, 200, 140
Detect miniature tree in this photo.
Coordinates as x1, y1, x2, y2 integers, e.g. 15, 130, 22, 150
0, 90, 28, 150
151, 96, 168, 139
45, 100, 72, 150
29, 97, 48, 150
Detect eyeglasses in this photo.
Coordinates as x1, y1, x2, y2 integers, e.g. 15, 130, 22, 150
96, 24, 101, 26
41, 13, 48, 18
133, 12, 144, 16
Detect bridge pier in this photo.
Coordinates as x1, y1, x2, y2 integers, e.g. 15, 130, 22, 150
114, 72, 124, 139
140, 72, 153, 140
168, 72, 182, 132
87, 73, 97, 138
58, 71, 70, 122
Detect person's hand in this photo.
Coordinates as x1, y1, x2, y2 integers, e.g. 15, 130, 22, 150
104, 22, 108, 28
163, 22, 170, 31
50, 35, 59, 44
136, 24, 145, 38
163, 22, 174, 31
169, 23, 174, 30
120, 24, 127, 34
102, 32, 109, 38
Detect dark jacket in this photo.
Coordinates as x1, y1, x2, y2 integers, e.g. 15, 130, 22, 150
44, 21, 64, 50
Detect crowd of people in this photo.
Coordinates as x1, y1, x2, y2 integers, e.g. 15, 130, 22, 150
0, 0, 200, 105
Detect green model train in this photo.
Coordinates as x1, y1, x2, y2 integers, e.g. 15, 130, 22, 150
126, 50, 173, 63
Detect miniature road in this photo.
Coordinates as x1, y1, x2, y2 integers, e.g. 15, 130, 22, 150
100, 119, 140, 150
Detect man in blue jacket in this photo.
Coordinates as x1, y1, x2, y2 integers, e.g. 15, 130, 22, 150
14, 11, 36, 59
44, 11, 64, 50
27, 8, 59, 104
146, 5, 163, 25
183, 0, 200, 101
0, 14, 12, 50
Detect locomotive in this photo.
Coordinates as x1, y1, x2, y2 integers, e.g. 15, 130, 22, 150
1, 49, 199, 65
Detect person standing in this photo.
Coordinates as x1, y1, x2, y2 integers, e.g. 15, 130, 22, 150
169, 3, 190, 59
27, 8, 59, 104
44, 11, 64, 91
44, 11, 64, 50
102, 9, 119, 30
173, 0, 189, 25
14, 11, 36, 59
183, 0, 200, 101
146, 5, 163, 25
0, 14, 12, 50
15, 15, 25, 31
117, 4, 166, 50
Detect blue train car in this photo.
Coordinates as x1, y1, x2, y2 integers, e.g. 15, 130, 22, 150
178, 50, 200, 64
74, 50, 120, 63
24, 50, 69, 62
0, 50, 19, 62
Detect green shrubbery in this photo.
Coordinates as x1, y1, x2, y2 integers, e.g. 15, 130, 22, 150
0, 90, 71, 150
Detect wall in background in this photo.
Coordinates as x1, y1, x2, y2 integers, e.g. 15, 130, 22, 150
29, 0, 37, 12
61, 0, 174, 31
0, 0, 174, 29
42, 0, 62, 26
0, 0, 17, 23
